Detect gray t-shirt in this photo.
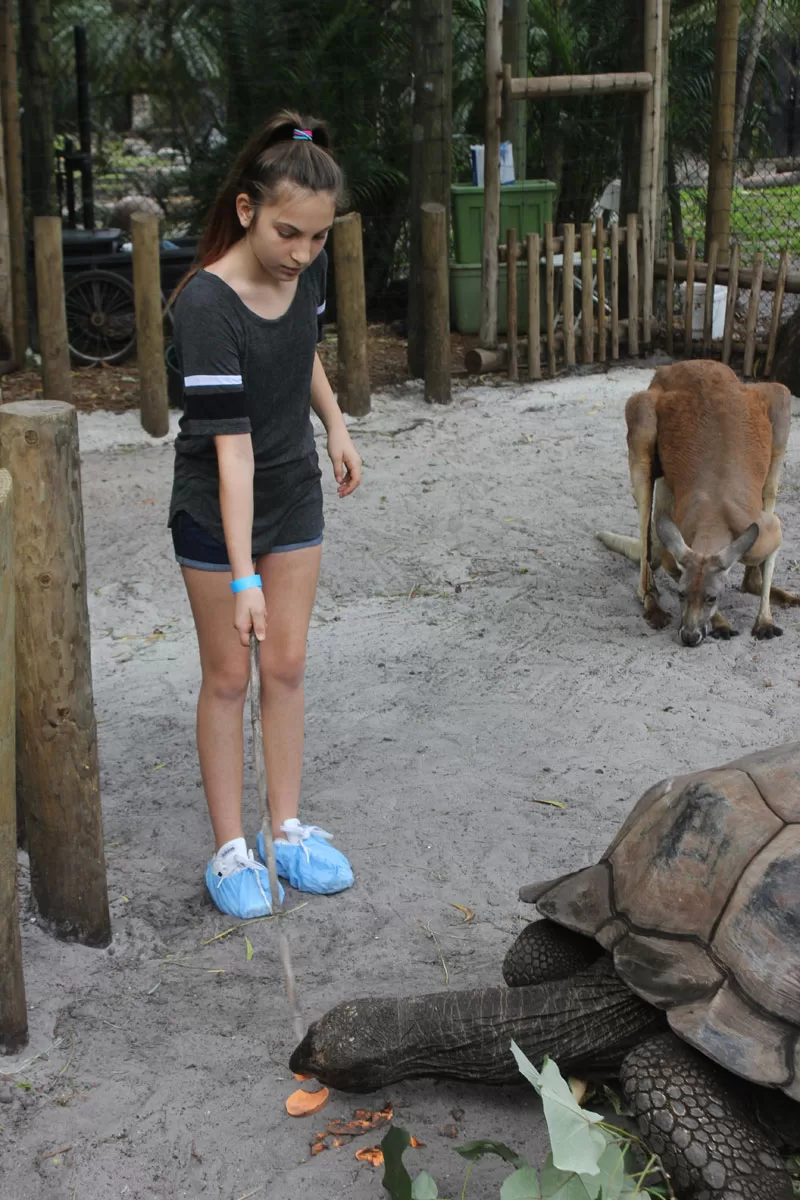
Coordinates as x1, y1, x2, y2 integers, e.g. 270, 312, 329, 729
168, 250, 326, 543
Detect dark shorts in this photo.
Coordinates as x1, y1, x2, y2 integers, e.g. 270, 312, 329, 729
172, 511, 323, 571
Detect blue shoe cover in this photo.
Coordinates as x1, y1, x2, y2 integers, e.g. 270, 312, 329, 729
205, 847, 284, 919
257, 820, 354, 895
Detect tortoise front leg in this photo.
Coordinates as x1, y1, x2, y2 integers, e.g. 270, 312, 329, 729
503, 920, 602, 987
620, 1032, 792, 1200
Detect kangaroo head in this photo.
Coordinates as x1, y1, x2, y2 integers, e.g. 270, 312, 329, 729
655, 516, 760, 647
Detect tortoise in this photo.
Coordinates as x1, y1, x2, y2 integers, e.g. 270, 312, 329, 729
291, 742, 800, 1200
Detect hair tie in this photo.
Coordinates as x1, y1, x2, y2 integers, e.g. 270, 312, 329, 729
293, 129, 313, 141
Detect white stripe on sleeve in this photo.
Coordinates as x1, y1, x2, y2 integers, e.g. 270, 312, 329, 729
184, 374, 243, 388
316, 302, 326, 316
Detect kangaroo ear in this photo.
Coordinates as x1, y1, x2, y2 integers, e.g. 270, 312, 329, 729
656, 515, 690, 565
715, 522, 760, 572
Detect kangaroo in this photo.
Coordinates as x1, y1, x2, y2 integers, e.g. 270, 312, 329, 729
597, 360, 800, 647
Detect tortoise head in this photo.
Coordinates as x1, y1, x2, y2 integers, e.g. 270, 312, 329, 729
655, 516, 760, 647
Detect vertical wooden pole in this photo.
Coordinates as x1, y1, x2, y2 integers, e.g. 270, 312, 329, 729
333, 212, 371, 417
639, 0, 662, 351
0, 5, 28, 365
562, 224, 576, 368
626, 214, 639, 357
545, 221, 556, 376
702, 239, 719, 354
501, 0, 528, 180
527, 232, 541, 381
0, 468, 27, 1052
0, 401, 111, 947
684, 236, 696, 357
131, 214, 168, 438
743, 251, 763, 378
610, 223, 620, 360
580, 222, 593, 364
480, 0, 502, 348
421, 202, 451, 404
33, 217, 72, 404
596, 218, 606, 363
706, 0, 740, 266
506, 227, 518, 381
765, 249, 788, 377
0, 88, 13, 364
17, 0, 57, 217
722, 241, 739, 365
665, 240, 675, 355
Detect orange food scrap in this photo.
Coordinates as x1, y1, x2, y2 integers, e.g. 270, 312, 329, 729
332, 1136, 347, 1148
310, 1141, 327, 1156
409, 1136, 426, 1148
325, 1102, 394, 1137
355, 1146, 384, 1167
286, 1086, 330, 1117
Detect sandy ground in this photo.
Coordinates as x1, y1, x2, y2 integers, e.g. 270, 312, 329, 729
3, 363, 800, 1200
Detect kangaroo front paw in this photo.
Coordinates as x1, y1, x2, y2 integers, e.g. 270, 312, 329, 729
752, 620, 783, 640
710, 613, 739, 640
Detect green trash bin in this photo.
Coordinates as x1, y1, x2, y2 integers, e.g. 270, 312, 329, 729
450, 260, 553, 336
451, 179, 557, 265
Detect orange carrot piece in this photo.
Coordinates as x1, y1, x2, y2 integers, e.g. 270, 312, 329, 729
286, 1086, 330, 1117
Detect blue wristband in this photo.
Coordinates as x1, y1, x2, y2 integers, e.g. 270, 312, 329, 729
230, 574, 262, 594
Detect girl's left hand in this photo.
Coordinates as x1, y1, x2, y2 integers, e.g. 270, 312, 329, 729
328, 427, 362, 497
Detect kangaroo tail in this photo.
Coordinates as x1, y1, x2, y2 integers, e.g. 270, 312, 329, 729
596, 531, 641, 564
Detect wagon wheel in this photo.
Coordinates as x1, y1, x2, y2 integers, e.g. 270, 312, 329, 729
65, 269, 137, 366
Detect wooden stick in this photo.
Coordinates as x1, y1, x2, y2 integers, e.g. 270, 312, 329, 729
131, 214, 168, 438
581, 223, 593, 364
0, 6, 28, 366
722, 241, 739, 365
596, 217, 606, 362
702, 239, 718, 354
765, 249, 788, 377
333, 212, 370, 416
665, 241, 675, 355
509, 71, 653, 98
626, 214, 639, 356
653, 256, 799, 294
421, 202, 451, 404
506, 227, 518, 381
618, 223, 623, 357
33, 217, 72, 403
527, 232, 541, 380
563, 223, 576, 368
683, 236, 696, 358
0, 401, 110, 946
480, 0, 502, 347
0, 468, 27, 1051
743, 251, 764, 378
545, 221, 556, 375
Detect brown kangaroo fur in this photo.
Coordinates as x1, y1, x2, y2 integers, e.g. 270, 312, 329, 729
597, 360, 800, 646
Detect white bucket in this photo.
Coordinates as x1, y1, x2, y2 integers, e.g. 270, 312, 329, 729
680, 282, 727, 341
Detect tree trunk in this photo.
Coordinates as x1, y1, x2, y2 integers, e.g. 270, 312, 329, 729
732, 0, 768, 164
0, 3, 28, 365
501, 0, 528, 181
17, 0, 57, 217
706, 0, 740, 266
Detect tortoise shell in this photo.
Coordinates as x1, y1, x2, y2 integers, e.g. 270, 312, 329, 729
523, 743, 800, 1099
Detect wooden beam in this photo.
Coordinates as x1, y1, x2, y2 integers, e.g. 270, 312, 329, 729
506, 227, 518, 380
131, 214, 169, 438
654, 256, 800, 294
509, 71, 653, 98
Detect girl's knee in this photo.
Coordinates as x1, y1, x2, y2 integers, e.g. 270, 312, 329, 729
202, 664, 250, 703
260, 648, 307, 691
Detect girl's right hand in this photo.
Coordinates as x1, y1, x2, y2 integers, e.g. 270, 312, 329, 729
234, 586, 267, 647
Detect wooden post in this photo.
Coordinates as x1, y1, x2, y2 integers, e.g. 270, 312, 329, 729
502, 0, 528, 180
0, 5, 28, 365
0, 86, 13, 365
639, 0, 662, 350
480, 0, 502, 347
527, 232, 541, 380
665, 241, 675, 355
702, 239, 719, 354
684, 236, 696, 357
610, 222, 620, 360
765, 250, 788, 377
0, 401, 110, 946
545, 221, 556, 375
421, 202, 451, 404
562, 223, 576, 367
722, 241, 739, 365
743, 251, 764, 378
131, 214, 169, 438
580, 222, 593, 364
706, 0, 740, 266
17, 0, 57, 217
0, 468, 27, 1052
33, 217, 72, 404
596, 218, 606, 362
626, 214, 639, 356
333, 212, 370, 417
506, 227, 518, 380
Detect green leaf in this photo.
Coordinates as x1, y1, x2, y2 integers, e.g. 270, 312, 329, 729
511, 1044, 606, 1176
455, 1139, 527, 1168
411, 1171, 439, 1199
381, 1125, 413, 1200
500, 1167, 542, 1199
244, 935, 254, 961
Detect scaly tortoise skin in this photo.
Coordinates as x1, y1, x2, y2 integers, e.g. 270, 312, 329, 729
292, 743, 800, 1200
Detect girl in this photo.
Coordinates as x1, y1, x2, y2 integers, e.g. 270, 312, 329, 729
169, 111, 361, 920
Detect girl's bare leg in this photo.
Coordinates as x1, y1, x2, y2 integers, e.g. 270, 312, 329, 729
255, 544, 322, 836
